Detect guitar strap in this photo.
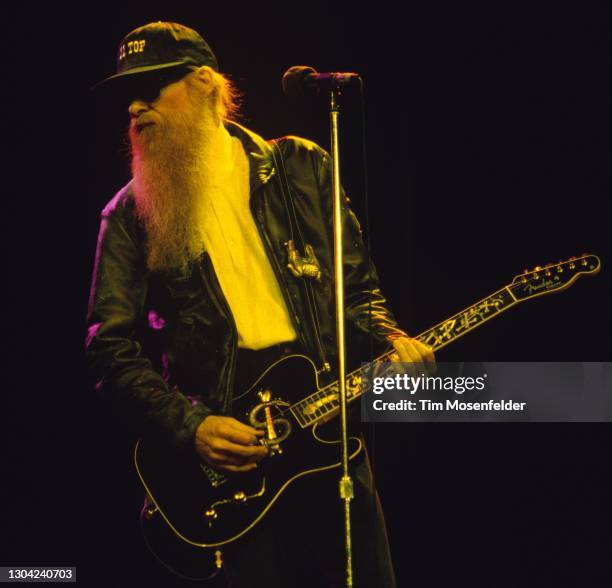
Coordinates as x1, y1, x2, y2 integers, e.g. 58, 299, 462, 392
270, 139, 330, 373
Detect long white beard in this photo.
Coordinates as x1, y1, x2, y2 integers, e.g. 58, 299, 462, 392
129, 92, 232, 273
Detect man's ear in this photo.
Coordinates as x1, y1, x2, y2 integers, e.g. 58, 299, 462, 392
193, 66, 215, 96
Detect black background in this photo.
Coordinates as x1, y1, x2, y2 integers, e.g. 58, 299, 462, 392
3, 2, 611, 587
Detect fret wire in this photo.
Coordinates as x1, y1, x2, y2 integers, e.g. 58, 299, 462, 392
289, 406, 307, 427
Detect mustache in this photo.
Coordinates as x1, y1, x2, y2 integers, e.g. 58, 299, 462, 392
128, 118, 158, 148
130, 110, 159, 133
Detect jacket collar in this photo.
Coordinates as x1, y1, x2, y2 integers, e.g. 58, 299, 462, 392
224, 120, 276, 192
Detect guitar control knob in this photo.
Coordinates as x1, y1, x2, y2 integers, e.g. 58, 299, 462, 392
144, 505, 158, 520
233, 491, 247, 503
204, 508, 218, 520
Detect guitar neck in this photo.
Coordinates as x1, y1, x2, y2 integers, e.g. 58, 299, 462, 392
415, 286, 518, 351
290, 285, 519, 428
288, 254, 600, 428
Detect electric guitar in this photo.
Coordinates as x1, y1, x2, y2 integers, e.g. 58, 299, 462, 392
135, 254, 601, 579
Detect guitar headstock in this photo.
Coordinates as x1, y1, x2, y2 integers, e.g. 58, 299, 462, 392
509, 254, 601, 301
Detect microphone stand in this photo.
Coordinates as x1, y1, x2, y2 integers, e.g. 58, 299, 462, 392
329, 85, 354, 588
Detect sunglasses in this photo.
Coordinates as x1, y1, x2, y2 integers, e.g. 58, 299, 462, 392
116, 66, 195, 105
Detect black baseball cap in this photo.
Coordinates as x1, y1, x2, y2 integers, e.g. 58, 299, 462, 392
94, 21, 219, 90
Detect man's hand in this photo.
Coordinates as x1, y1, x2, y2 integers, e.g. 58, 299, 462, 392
194, 415, 268, 473
389, 336, 436, 377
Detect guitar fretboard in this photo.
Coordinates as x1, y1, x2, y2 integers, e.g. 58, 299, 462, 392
288, 255, 599, 428
289, 292, 513, 428
417, 287, 517, 351
289, 286, 517, 428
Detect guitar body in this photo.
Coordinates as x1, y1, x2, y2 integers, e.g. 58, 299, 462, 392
136, 354, 362, 558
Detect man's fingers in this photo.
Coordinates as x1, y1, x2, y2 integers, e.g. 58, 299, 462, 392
213, 439, 268, 460
221, 427, 263, 446
392, 337, 436, 377
226, 417, 264, 436
229, 418, 265, 435
392, 339, 421, 377
195, 416, 269, 470
218, 419, 263, 445
414, 340, 436, 373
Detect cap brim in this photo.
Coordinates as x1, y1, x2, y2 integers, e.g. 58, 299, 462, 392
91, 60, 192, 91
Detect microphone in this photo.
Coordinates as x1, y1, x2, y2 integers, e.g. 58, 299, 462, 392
282, 65, 360, 97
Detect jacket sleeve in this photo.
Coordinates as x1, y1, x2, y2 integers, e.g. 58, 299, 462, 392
85, 196, 211, 454
315, 148, 408, 349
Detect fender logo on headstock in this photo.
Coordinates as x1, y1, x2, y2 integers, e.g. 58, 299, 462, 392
522, 276, 562, 294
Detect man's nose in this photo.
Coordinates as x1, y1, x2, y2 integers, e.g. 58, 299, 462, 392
128, 100, 150, 118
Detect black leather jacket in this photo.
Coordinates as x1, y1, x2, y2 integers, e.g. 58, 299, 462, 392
85, 121, 406, 454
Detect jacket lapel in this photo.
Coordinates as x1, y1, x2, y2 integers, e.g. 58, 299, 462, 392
224, 120, 276, 194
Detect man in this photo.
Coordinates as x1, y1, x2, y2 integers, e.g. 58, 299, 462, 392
86, 21, 434, 587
